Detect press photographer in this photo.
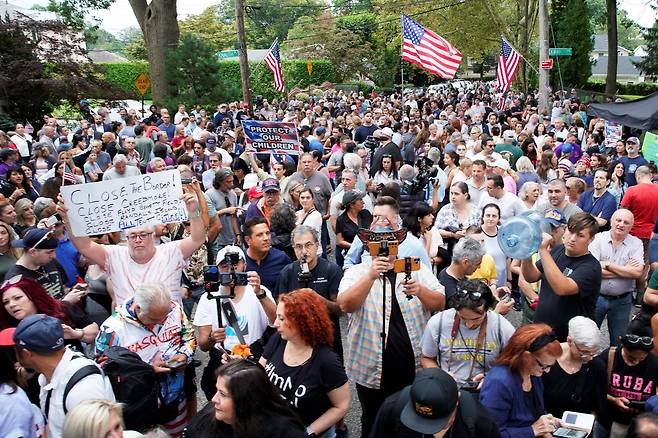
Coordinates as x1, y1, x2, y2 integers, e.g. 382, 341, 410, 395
276, 225, 344, 357
193, 246, 276, 400
338, 196, 445, 437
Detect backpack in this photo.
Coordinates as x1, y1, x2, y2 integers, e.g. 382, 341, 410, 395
97, 346, 161, 432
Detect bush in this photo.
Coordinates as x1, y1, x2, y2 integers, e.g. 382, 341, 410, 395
98, 62, 150, 99
584, 81, 658, 96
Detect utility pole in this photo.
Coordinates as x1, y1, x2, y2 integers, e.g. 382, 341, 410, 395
538, 0, 550, 115
235, 0, 251, 105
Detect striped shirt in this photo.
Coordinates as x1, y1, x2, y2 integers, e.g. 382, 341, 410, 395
338, 261, 444, 388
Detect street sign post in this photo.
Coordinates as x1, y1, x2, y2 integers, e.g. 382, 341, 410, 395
548, 48, 572, 56
133, 73, 151, 115
540, 59, 554, 70
217, 50, 240, 59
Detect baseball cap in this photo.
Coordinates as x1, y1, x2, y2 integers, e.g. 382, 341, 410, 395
503, 130, 515, 140
400, 368, 459, 434
205, 135, 217, 146
380, 127, 394, 139
248, 186, 263, 199
243, 173, 259, 190
225, 130, 236, 139
12, 228, 58, 250
342, 190, 365, 207
316, 126, 326, 136
544, 209, 567, 227
492, 158, 510, 171
561, 143, 573, 154
6, 314, 65, 353
216, 245, 245, 265
262, 178, 280, 192
577, 157, 590, 168
626, 136, 640, 145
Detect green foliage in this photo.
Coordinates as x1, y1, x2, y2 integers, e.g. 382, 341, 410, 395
98, 62, 151, 98
586, 0, 643, 50
33, 0, 113, 31
584, 81, 658, 96
178, 6, 236, 53
551, 0, 593, 87
335, 12, 377, 40
0, 114, 17, 132
120, 27, 148, 61
634, 6, 658, 79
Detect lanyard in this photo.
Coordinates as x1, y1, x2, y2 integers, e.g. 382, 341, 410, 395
447, 313, 488, 380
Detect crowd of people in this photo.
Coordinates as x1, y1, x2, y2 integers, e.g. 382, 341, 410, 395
2, 82, 658, 438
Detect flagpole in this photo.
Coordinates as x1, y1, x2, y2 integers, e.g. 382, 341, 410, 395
400, 15, 405, 94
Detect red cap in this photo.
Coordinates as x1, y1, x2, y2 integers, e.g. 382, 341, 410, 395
0, 327, 16, 346
248, 186, 263, 199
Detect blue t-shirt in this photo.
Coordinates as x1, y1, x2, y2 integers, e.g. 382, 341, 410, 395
577, 190, 617, 230
620, 155, 648, 187
245, 248, 291, 296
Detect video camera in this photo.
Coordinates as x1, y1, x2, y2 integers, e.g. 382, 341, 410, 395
203, 250, 246, 298
410, 157, 440, 194
298, 255, 313, 287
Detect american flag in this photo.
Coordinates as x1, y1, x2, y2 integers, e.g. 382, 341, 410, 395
401, 15, 462, 79
496, 37, 521, 92
62, 165, 77, 184
264, 39, 284, 92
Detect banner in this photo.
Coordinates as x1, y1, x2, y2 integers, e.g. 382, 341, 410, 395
604, 121, 622, 149
241, 120, 300, 154
642, 132, 658, 164
60, 170, 188, 237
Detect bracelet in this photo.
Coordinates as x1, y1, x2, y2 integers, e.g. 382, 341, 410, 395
256, 291, 267, 300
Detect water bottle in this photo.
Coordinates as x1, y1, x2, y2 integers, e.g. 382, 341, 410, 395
497, 212, 547, 260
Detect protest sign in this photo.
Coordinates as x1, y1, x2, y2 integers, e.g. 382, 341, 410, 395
60, 170, 188, 237
241, 120, 300, 154
604, 121, 622, 148
642, 132, 658, 164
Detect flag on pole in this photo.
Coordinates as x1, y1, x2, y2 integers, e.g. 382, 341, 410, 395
401, 14, 462, 79
264, 39, 285, 92
496, 37, 521, 92
62, 165, 77, 184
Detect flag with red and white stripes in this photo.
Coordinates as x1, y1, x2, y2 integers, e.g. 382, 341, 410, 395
264, 39, 285, 92
62, 165, 77, 184
401, 14, 462, 79
496, 37, 521, 92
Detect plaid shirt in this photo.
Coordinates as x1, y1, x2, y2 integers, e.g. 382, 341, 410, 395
338, 261, 444, 389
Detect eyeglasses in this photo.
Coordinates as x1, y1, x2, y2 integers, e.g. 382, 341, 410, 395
31, 231, 54, 250
534, 356, 552, 372
1, 274, 22, 290
622, 334, 653, 348
293, 242, 317, 251
127, 232, 153, 241
572, 342, 600, 359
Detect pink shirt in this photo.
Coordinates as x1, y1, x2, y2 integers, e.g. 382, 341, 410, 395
103, 241, 188, 304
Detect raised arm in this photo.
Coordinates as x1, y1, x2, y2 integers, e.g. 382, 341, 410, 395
178, 185, 208, 259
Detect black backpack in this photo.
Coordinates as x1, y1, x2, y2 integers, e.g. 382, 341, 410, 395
97, 346, 160, 432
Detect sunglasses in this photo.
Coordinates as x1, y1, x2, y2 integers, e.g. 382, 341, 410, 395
456, 288, 482, 301
622, 335, 653, 349
31, 231, 55, 250
534, 356, 552, 372
1, 274, 22, 290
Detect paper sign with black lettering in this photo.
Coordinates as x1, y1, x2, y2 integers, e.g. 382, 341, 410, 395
60, 170, 188, 237
241, 120, 300, 154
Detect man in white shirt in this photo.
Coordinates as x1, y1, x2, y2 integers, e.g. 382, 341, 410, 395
465, 159, 488, 207
478, 174, 527, 222
471, 135, 502, 165
6, 314, 114, 438
173, 104, 189, 125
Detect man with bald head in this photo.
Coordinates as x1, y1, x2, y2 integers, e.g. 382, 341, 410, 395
589, 208, 644, 345
58, 186, 207, 307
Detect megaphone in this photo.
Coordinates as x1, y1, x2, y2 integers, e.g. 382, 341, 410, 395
497, 210, 551, 260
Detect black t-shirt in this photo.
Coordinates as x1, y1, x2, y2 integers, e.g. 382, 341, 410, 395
381, 271, 416, 393
335, 210, 373, 244
370, 142, 403, 177
595, 347, 658, 425
542, 360, 607, 418
369, 387, 501, 438
5, 261, 69, 300
354, 124, 378, 144
533, 245, 602, 341
276, 259, 344, 356
439, 268, 460, 304
262, 333, 347, 431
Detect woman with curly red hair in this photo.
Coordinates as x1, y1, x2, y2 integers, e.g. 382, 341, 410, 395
479, 323, 563, 438
259, 289, 349, 438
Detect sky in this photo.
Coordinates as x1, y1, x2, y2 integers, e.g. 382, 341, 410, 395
21, 0, 658, 34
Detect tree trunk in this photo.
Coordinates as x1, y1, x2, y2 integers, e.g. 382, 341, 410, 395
605, 0, 617, 97
129, 0, 179, 104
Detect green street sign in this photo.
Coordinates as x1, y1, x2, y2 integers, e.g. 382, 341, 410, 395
217, 50, 239, 59
549, 48, 573, 56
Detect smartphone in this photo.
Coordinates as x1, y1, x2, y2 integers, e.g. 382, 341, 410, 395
500, 293, 512, 302
181, 178, 193, 185
553, 428, 587, 438
166, 359, 186, 371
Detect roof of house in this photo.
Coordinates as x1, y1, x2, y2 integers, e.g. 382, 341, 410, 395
87, 49, 129, 63
591, 55, 644, 76
593, 34, 632, 54
0, 2, 59, 22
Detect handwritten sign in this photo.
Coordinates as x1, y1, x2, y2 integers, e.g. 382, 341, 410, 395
241, 120, 300, 155
60, 170, 188, 237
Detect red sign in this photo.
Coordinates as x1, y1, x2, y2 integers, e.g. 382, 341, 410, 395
541, 59, 554, 70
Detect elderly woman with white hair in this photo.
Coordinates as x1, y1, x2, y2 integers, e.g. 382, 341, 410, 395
514, 156, 539, 195
541, 316, 607, 418
518, 181, 542, 210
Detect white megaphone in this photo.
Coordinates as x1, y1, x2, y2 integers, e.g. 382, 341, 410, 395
497, 210, 551, 260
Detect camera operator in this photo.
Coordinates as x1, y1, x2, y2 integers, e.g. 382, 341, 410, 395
338, 196, 445, 438
277, 225, 344, 357
398, 164, 427, 218
193, 245, 276, 401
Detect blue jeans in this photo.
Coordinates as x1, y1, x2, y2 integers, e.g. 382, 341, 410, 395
594, 293, 633, 346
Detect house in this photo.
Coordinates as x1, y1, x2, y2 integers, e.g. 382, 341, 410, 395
591, 34, 633, 61
590, 33, 647, 83
88, 49, 129, 63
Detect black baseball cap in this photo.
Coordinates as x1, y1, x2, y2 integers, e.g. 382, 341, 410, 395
0, 314, 65, 353
12, 228, 58, 250
400, 368, 459, 434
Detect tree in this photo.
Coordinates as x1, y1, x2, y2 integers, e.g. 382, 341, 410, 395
120, 27, 148, 61
179, 6, 236, 52
587, 0, 643, 50
31, 0, 112, 42
634, 6, 658, 79
128, 0, 180, 104
551, 0, 593, 87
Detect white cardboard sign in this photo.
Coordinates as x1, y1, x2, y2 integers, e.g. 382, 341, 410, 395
60, 170, 188, 237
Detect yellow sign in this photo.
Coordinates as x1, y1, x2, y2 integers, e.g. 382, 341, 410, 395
307, 61, 313, 76
134, 72, 151, 96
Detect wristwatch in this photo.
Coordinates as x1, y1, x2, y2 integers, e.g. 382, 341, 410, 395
255, 291, 267, 300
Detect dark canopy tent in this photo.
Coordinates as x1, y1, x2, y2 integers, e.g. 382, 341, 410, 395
587, 91, 658, 131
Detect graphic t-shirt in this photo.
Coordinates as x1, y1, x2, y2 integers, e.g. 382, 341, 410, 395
5, 262, 68, 299
262, 333, 347, 429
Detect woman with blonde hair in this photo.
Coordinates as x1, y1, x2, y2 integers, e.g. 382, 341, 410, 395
0, 221, 20, 278
13, 198, 36, 236
62, 399, 127, 438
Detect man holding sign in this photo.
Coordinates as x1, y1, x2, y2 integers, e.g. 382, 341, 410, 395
57, 179, 207, 307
